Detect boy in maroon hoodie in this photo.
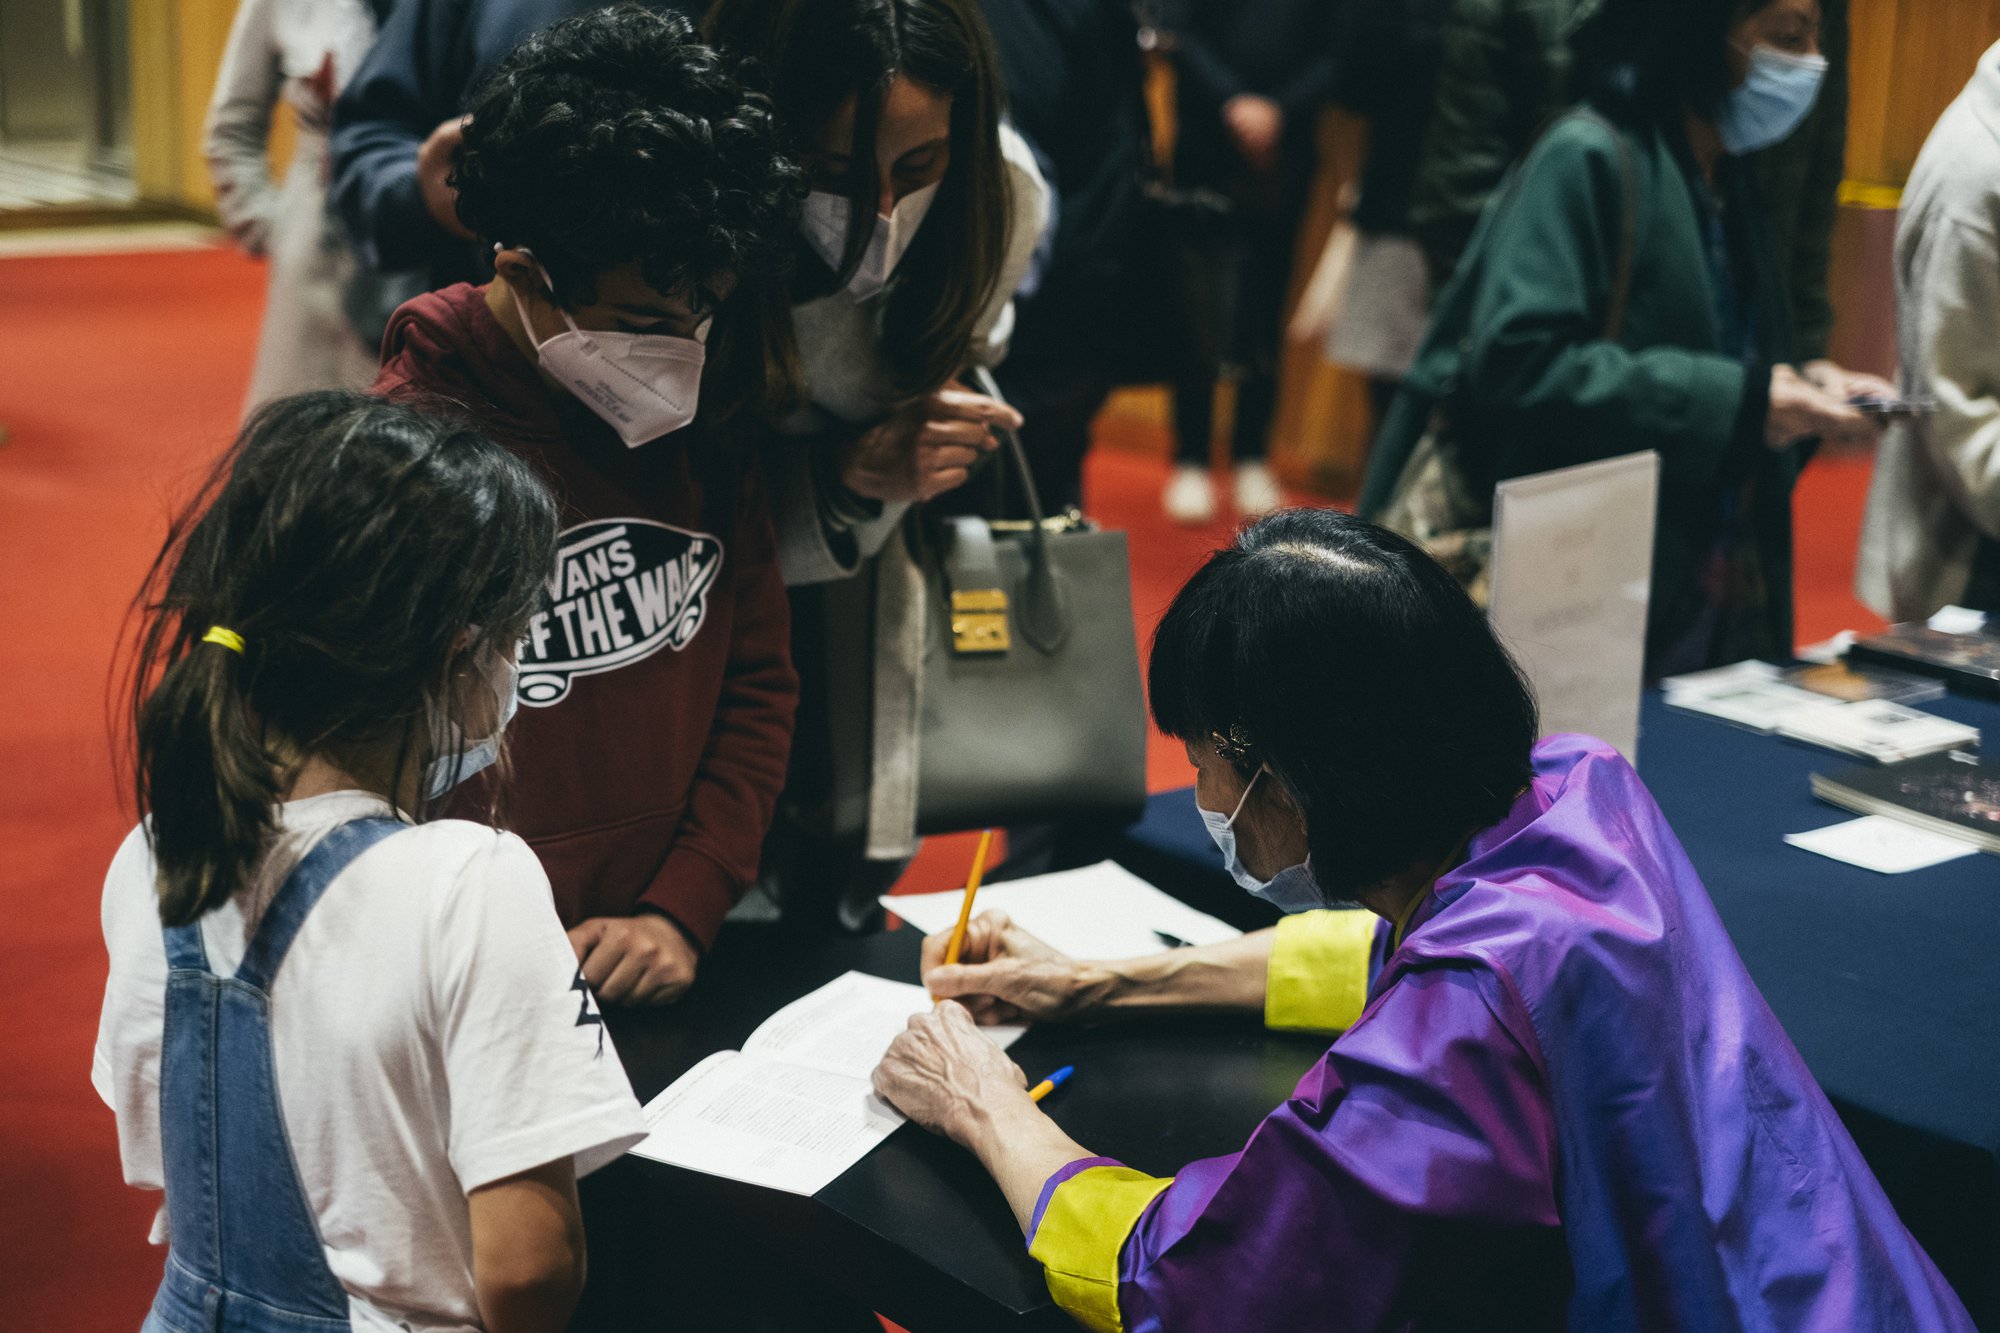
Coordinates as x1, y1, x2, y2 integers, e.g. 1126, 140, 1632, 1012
375, 8, 803, 1005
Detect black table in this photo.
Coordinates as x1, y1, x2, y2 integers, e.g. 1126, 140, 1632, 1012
1119, 690, 2000, 1326
591, 927, 1328, 1331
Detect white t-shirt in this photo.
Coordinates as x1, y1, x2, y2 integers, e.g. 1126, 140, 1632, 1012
94, 791, 648, 1332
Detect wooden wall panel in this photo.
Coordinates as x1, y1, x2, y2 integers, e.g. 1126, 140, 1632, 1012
128, 0, 293, 214
1847, 0, 2000, 186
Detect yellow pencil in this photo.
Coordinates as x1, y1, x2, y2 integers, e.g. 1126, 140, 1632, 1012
942, 828, 996, 970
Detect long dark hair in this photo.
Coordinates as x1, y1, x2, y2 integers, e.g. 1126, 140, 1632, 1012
1576, 0, 1784, 125
128, 392, 558, 926
704, 0, 1013, 402
1149, 510, 1539, 902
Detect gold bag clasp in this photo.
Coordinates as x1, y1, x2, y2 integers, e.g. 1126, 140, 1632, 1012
951, 588, 1011, 653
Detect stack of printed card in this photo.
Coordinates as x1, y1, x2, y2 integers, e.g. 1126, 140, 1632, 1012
1772, 699, 1979, 764
1664, 660, 1979, 761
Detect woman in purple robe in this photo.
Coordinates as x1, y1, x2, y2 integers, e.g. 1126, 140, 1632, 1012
871, 508, 1973, 1331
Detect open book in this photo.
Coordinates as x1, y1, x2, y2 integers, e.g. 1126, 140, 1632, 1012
628, 971, 1024, 1196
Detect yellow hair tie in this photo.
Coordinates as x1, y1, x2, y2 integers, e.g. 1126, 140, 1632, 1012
201, 626, 246, 655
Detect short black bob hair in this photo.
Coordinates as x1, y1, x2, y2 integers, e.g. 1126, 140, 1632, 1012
1149, 509, 1539, 903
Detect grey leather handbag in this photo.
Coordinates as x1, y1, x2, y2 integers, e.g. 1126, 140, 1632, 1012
908, 370, 1149, 835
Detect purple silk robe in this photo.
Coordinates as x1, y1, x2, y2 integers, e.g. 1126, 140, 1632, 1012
1027, 736, 1973, 1331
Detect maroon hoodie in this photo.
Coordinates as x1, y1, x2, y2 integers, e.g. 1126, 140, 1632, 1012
375, 283, 797, 948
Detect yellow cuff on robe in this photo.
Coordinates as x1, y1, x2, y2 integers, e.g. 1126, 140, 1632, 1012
1264, 908, 1376, 1033
1028, 1166, 1175, 1333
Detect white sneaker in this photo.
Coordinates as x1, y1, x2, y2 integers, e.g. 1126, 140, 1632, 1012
1163, 465, 1217, 524
1234, 461, 1282, 515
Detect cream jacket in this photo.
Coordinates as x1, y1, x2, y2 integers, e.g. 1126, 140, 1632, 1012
1859, 42, 2000, 620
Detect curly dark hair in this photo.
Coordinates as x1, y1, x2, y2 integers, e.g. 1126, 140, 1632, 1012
453, 5, 803, 314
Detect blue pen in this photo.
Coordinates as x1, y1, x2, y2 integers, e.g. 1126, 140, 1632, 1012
1028, 1065, 1075, 1103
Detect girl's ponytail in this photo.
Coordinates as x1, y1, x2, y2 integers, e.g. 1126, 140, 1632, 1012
124, 391, 557, 929
136, 631, 279, 926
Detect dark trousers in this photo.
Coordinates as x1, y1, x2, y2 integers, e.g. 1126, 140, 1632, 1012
1169, 156, 1314, 468
990, 356, 1112, 515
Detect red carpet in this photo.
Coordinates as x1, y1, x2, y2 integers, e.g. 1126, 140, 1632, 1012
0, 242, 1885, 1327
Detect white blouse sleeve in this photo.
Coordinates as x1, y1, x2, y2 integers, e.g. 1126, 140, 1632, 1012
428, 832, 648, 1192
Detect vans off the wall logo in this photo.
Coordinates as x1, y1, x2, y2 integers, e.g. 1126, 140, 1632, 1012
518, 518, 724, 707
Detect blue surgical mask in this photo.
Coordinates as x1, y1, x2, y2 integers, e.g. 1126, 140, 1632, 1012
1716, 43, 1827, 155
1198, 768, 1324, 913
423, 652, 520, 800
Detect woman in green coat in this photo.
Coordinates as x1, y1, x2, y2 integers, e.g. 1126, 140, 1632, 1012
1361, 0, 1886, 674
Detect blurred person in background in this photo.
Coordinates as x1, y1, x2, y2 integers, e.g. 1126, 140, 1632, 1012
1406, 0, 1602, 287
1406, 0, 1847, 370
971, 0, 1151, 514
206, 0, 386, 410
1160, 0, 1338, 525
1361, 0, 1887, 676
330, 0, 700, 293
1859, 42, 2000, 620
1317, 0, 1454, 424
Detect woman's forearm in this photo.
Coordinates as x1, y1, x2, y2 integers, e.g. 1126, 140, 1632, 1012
959, 1095, 1101, 1233
1086, 927, 1276, 1016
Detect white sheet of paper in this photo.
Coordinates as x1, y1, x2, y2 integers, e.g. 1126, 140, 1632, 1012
1784, 816, 1980, 874
626, 972, 1023, 1195
1488, 451, 1660, 763
627, 1051, 903, 1195
744, 970, 1024, 1078
880, 860, 1242, 960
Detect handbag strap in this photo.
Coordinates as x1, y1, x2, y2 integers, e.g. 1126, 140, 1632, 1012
1578, 106, 1641, 343
963, 367, 1070, 655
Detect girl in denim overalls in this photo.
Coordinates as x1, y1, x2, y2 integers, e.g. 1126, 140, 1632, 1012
96, 393, 647, 1332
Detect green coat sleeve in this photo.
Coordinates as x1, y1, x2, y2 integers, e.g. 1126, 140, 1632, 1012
1455, 116, 1751, 491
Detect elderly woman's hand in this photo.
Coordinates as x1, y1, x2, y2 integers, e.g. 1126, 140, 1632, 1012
872, 1000, 1031, 1145
921, 910, 1110, 1024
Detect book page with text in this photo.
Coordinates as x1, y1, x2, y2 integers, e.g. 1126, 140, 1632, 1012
743, 971, 1024, 1079
627, 1049, 905, 1195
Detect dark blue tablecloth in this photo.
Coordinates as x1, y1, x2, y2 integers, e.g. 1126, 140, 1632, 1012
1115, 691, 2000, 1323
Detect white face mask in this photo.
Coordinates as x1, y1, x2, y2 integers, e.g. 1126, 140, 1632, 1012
423, 651, 520, 801
1197, 767, 1324, 914
504, 254, 707, 447
800, 179, 942, 300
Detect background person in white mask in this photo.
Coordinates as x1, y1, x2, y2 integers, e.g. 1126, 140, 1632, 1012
375, 8, 806, 1008
98, 392, 649, 1333
705, 0, 1051, 929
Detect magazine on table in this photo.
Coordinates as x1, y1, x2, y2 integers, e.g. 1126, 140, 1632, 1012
1811, 750, 2000, 855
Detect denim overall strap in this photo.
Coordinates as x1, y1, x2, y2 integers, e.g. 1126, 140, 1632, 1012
148, 817, 405, 1333
234, 819, 405, 989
